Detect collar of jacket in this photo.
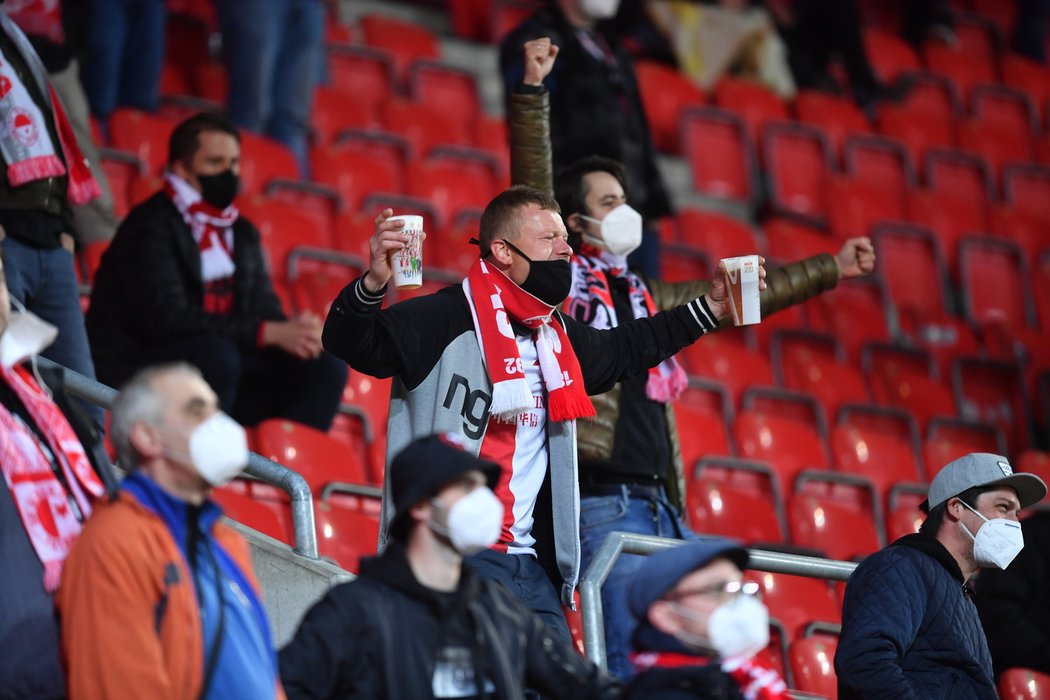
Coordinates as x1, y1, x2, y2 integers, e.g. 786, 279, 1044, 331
892, 532, 966, 583
360, 540, 483, 615
121, 471, 223, 566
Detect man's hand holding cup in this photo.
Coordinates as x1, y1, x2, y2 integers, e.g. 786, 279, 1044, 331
705, 256, 767, 324
364, 209, 426, 293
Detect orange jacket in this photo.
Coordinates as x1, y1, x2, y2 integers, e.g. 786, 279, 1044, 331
56, 488, 285, 700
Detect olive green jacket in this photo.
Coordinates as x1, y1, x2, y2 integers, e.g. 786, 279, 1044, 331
507, 85, 840, 510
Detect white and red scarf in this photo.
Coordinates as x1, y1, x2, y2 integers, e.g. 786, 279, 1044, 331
0, 12, 100, 204
164, 172, 240, 283
565, 248, 688, 402
632, 651, 788, 700
0, 364, 105, 592
463, 258, 595, 423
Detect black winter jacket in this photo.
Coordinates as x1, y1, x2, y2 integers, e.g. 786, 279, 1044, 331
835, 534, 996, 699
278, 543, 621, 699
86, 191, 286, 387
975, 510, 1050, 676
499, 7, 672, 222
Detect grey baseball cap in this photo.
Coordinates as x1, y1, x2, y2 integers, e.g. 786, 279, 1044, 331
926, 452, 1047, 510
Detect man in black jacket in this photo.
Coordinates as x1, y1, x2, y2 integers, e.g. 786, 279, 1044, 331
279, 433, 621, 700
500, 0, 670, 278
86, 113, 345, 431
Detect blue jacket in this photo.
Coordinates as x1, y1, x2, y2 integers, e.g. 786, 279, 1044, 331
835, 534, 996, 699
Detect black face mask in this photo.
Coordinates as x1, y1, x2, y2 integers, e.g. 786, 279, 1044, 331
196, 169, 240, 209
501, 239, 572, 306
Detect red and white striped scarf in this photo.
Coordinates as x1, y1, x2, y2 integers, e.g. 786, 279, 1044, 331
463, 258, 594, 423
0, 364, 105, 591
566, 249, 688, 402
631, 650, 788, 700
164, 172, 239, 283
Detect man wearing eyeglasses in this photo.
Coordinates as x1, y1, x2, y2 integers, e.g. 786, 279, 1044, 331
621, 538, 788, 699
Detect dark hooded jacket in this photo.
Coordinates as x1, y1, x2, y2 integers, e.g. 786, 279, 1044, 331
835, 533, 996, 699
278, 543, 620, 700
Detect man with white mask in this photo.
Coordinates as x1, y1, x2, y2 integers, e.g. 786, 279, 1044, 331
280, 433, 621, 700
0, 254, 115, 699
836, 452, 1047, 699
57, 363, 284, 700
623, 538, 788, 699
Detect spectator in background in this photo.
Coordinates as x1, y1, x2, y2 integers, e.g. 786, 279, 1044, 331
510, 36, 874, 681
622, 539, 787, 699
0, 253, 115, 700
280, 433, 621, 700
836, 453, 1047, 699
1013, 0, 1050, 64
8, 0, 120, 243
500, 0, 671, 279
216, 0, 325, 177
975, 509, 1050, 677
81, 0, 166, 121
87, 112, 345, 431
0, 7, 102, 422
57, 362, 284, 700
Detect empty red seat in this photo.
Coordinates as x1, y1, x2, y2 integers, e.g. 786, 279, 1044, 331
315, 498, 381, 573
843, 133, 916, 205
886, 490, 926, 541
253, 419, 370, 489
971, 84, 1038, 139
359, 14, 440, 83
343, 373, 392, 449
311, 86, 376, 145
805, 279, 890, 363
953, 357, 1032, 453
407, 158, 498, 230
238, 196, 329, 290
871, 222, 952, 323
1003, 163, 1050, 222
998, 668, 1050, 700
794, 90, 870, 157
788, 493, 881, 560
659, 244, 710, 284
763, 217, 834, 261
756, 572, 841, 641
687, 478, 785, 543
863, 29, 921, 82
825, 175, 904, 240
864, 342, 957, 432
675, 208, 761, 260
312, 135, 406, 209
238, 133, 299, 194
98, 147, 144, 219
1017, 450, 1050, 485
773, 330, 870, 423
922, 41, 996, 97
327, 44, 396, 114
762, 121, 834, 222
957, 118, 1035, 174
950, 12, 1000, 69
1001, 54, 1050, 119
409, 59, 481, 132
290, 260, 365, 318
833, 419, 925, 505
923, 147, 994, 213
673, 400, 734, 473
265, 180, 342, 248
108, 108, 179, 174
635, 60, 705, 154
382, 98, 472, 160
712, 77, 789, 140
958, 235, 1034, 330
925, 418, 1004, 477
789, 636, 839, 698
906, 188, 989, 273
681, 333, 774, 406
680, 106, 756, 202
735, 411, 829, 491
211, 487, 291, 543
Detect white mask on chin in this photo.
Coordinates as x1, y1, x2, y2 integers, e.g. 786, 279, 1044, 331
580, 0, 621, 20
0, 304, 58, 369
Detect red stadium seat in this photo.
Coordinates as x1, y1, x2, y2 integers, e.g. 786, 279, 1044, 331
315, 498, 381, 573
788, 492, 881, 560
1001, 54, 1050, 120
953, 357, 1032, 453
833, 417, 926, 506
381, 98, 472, 160
989, 206, 1050, 265
359, 14, 440, 83
343, 373, 392, 450
1037, 249, 1050, 332
794, 90, 871, 157
842, 133, 916, 205
876, 104, 953, 166
971, 84, 1039, 139
924, 147, 995, 214
998, 668, 1050, 700
925, 418, 1005, 477
687, 478, 785, 543
680, 106, 757, 202
863, 29, 921, 82
253, 419, 370, 490
922, 40, 996, 97
1017, 450, 1050, 486
762, 121, 834, 223
951, 11, 1000, 69
871, 222, 952, 322
289, 259, 365, 318
673, 400, 734, 473
211, 487, 291, 543
958, 235, 1034, 330
772, 330, 870, 424
956, 118, 1035, 174
408, 59, 481, 132
825, 175, 904, 240
312, 133, 407, 209
864, 342, 957, 432
108, 108, 178, 174
712, 77, 789, 140
407, 158, 499, 230
680, 333, 774, 407
742, 386, 827, 437
675, 208, 761, 260
763, 217, 834, 261
311, 86, 377, 145
238, 133, 299, 195
635, 60, 705, 154
1003, 163, 1050, 222
265, 181, 342, 249
237, 196, 328, 285
756, 572, 841, 642
659, 244, 710, 284
735, 410, 829, 492
789, 636, 839, 698
97, 147, 145, 219
805, 279, 890, 364
327, 44, 396, 114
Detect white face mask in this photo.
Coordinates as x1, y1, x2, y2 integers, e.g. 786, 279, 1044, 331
580, 204, 644, 258
186, 412, 250, 487
0, 308, 58, 369
430, 486, 504, 555
580, 0, 621, 20
671, 594, 770, 660
958, 501, 1024, 570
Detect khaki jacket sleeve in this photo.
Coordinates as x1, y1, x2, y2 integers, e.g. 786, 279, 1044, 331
509, 87, 554, 194
647, 253, 841, 318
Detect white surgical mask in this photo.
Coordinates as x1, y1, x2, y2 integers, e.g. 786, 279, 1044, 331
430, 486, 504, 555
958, 501, 1024, 570
580, 204, 643, 258
580, 0, 621, 20
671, 594, 770, 661
0, 307, 58, 369
186, 412, 250, 487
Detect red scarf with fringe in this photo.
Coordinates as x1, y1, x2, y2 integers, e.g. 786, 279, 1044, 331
631, 651, 788, 700
463, 258, 594, 422
0, 364, 105, 592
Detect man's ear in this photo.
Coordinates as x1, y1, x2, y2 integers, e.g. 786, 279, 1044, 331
129, 421, 162, 461
489, 238, 515, 267
409, 500, 433, 526
648, 600, 680, 636
566, 213, 586, 234
946, 497, 966, 523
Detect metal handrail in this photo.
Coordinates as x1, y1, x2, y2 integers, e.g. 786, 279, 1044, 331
38, 357, 320, 558
578, 531, 858, 669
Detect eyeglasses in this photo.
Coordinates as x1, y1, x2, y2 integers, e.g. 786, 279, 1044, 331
666, 579, 761, 605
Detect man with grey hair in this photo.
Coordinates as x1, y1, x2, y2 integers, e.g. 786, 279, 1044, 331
57, 363, 284, 699
835, 452, 1047, 699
